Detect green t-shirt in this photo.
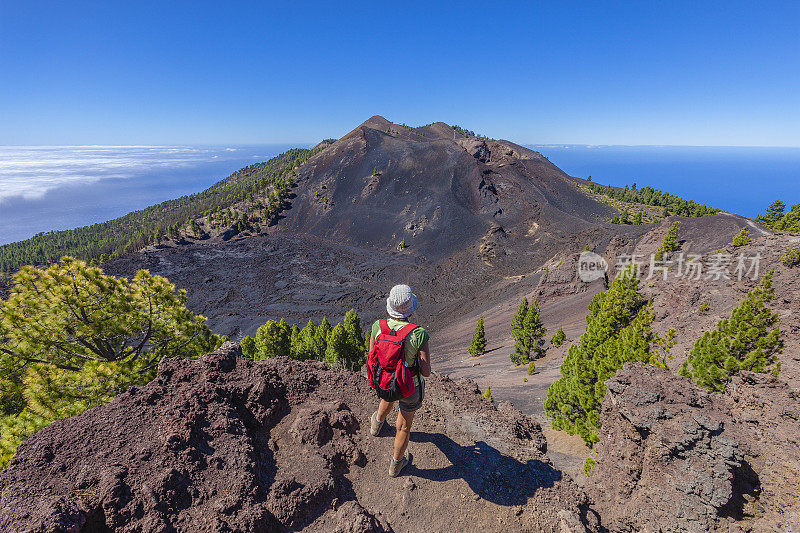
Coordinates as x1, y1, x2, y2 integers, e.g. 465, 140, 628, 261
371, 319, 430, 384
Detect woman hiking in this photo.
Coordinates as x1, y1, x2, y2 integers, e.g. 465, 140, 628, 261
367, 284, 431, 477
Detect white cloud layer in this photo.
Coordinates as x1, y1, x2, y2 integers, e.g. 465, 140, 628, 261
0, 146, 245, 203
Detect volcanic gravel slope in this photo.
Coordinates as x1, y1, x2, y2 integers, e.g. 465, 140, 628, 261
101, 115, 768, 433
105, 116, 755, 343
0, 343, 598, 532
105, 116, 633, 336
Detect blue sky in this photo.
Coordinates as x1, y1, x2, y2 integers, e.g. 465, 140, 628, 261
1, 1, 798, 146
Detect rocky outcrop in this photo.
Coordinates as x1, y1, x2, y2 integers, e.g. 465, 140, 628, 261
591, 362, 800, 532
0, 343, 596, 532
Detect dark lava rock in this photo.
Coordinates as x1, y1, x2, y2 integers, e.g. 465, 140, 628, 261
591, 362, 800, 532
0, 342, 595, 532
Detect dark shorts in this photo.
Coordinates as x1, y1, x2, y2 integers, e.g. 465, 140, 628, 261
399, 377, 425, 413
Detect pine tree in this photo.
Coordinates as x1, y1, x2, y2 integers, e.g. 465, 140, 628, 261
527, 360, 536, 375
341, 309, 365, 370
255, 319, 290, 359
483, 386, 493, 402
544, 265, 674, 446
655, 222, 680, 260
240, 335, 256, 358
0, 257, 219, 466
510, 298, 529, 365
681, 271, 783, 392
324, 323, 349, 366
552, 327, 566, 347
292, 319, 317, 361
364, 329, 372, 354
732, 227, 751, 247
523, 300, 546, 359
469, 315, 487, 357
311, 317, 331, 360
633, 210, 643, 225
290, 324, 300, 350
758, 199, 786, 225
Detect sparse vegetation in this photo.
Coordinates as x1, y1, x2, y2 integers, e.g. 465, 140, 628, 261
654, 222, 681, 261
544, 265, 675, 446
451, 124, 494, 141
681, 271, 783, 393
483, 386, 493, 402
582, 182, 719, 218
732, 227, 751, 247
0, 147, 323, 274
698, 302, 710, 314
469, 315, 487, 357
0, 258, 221, 466
780, 245, 800, 267
527, 361, 536, 375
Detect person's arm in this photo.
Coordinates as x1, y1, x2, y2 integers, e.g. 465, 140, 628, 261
418, 341, 431, 377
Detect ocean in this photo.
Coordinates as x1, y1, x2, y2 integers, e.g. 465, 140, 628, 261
0, 145, 299, 245
528, 145, 800, 219
1, 144, 798, 246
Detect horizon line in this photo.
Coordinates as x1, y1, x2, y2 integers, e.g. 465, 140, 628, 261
2, 142, 800, 150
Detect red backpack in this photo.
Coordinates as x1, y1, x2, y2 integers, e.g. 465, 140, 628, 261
366, 319, 420, 402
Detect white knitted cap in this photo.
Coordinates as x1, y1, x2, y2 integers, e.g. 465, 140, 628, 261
386, 284, 418, 319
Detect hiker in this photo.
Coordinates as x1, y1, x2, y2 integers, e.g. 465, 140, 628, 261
366, 284, 431, 477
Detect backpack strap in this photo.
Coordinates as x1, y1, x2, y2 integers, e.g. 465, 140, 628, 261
378, 319, 391, 336
395, 322, 419, 341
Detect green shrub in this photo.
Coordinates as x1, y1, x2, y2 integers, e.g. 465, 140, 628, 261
483, 386, 493, 402
732, 227, 751, 247
551, 327, 566, 347
781, 245, 800, 267
527, 361, 536, 375
584, 457, 596, 476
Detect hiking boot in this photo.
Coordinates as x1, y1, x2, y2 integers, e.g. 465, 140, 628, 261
369, 411, 385, 436
389, 454, 410, 477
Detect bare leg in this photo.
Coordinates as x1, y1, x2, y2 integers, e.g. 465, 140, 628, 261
376, 399, 394, 422
393, 409, 415, 461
